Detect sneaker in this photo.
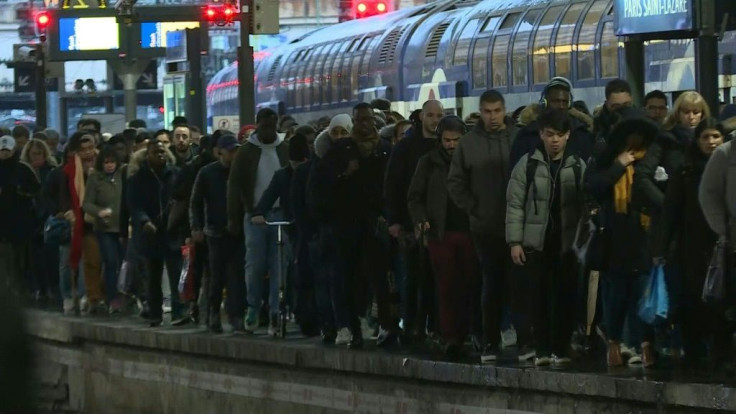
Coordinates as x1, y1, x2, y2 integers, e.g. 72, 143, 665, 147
469, 334, 483, 353
62, 298, 76, 315
534, 355, 551, 366
335, 327, 352, 345
552, 354, 571, 366
501, 327, 517, 348
518, 347, 537, 362
79, 296, 89, 314
245, 308, 260, 332
627, 354, 642, 365
480, 345, 498, 363
230, 318, 246, 334
620, 343, 637, 359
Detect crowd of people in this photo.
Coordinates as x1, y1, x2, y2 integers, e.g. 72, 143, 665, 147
2, 76, 736, 370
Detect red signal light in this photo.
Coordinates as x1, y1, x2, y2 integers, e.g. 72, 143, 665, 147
377, 2, 387, 12
357, 3, 367, 13
35, 11, 50, 30
205, 6, 217, 21
353, 0, 390, 19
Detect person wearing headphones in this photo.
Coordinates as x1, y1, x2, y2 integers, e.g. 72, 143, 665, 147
510, 77, 595, 167
407, 115, 477, 361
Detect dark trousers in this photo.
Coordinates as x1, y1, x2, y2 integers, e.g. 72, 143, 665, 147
293, 234, 318, 328
96, 232, 122, 303
601, 270, 651, 344
473, 234, 509, 347
309, 236, 335, 332
401, 236, 435, 335
146, 249, 183, 320
30, 236, 59, 297
513, 249, 577, 356
207, 235, 246, 322
427, 232, 479, 345
191, 240, 208, 304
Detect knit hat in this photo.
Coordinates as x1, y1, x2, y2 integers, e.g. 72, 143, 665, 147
328, 114, 353, 136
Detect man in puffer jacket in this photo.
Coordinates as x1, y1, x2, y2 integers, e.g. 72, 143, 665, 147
506, 109, 586, 367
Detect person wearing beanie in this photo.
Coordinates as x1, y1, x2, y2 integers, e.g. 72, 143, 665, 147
314, 114, 353, 158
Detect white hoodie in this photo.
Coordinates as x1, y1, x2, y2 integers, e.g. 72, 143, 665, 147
248, 131, 285, 209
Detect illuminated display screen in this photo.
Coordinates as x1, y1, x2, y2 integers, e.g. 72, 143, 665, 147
58, 17, 120, 51
615, 0, 694, 36
140, 21, 200, 48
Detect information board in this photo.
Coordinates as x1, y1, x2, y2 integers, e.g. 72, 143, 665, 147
140, 21, 200, 48
58, 16, 119, 51
615, 0, 694, 36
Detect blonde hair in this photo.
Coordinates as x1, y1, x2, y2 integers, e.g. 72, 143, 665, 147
20, 138, 58, 168
664, 91, 711, 130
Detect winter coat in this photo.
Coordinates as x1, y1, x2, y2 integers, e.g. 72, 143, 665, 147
653, 143, 717, 294
384, 127, 437, 228
510, 104, 594, 168
227, 132, 289, 227
291, 159, 318, 241
253, 165, 295, 221
447, 119, 518, 237
699, 141, 736, 242
0, 155, 40, 242
170, 151, 217, 236
82, 167, 124, 233
506, 146, 586, 253
585, 116, 659, 274
126, 159, 179, 259
189, 160, 229, 238
632, 124, 690, 214
407, 146, 468, 240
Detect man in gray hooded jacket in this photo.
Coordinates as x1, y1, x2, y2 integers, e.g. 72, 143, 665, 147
447, 90, 518, 362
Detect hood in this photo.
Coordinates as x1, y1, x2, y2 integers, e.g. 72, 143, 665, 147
517, 103, 593, 132
247, 131, 284, 148
601, 110, 660, 166
328, 114, 353, 136
379, 124, 395, 141
314, 130, 332, 158
127, 146, 176, 177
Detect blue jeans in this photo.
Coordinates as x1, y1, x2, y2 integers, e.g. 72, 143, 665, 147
96, 232, 122, 303
59, 244, 85, 300
244, 210, 284, 315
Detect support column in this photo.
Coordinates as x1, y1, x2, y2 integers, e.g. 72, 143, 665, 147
696, 0, 719, 113
108, 59, 151, 123
239, 0, 255, 127
623, 37, 645, 107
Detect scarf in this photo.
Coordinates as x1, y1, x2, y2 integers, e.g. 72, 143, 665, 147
63, 155, 85, 271
613, 149, 650, 229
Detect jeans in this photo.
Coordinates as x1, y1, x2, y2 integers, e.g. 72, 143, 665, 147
59, 244, 85, 301
472, 234, 509, 347
96, 232, 122, 303
146, 248, 183, 320
427, 232, 479, 345
601, 270, 651, 344
207, 235, 246, 322
244, 210, 284, 316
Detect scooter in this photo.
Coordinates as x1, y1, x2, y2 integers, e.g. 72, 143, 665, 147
266, 220, 293, 338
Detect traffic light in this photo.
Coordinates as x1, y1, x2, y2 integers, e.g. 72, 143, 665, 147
202, 3, 238, 26
35, 10, 51, 41
353, 0, 391, 19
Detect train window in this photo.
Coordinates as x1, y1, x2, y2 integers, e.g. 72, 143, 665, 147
341, 56, 352, 102
532, 5, 564, 85
347, 39, 359, 53
307, 45, 324, 107
600, 21, 619, 78
472, 37, 491, 89
512, 9, 542, 86
480, 16, 501, 34
577, 0, 609, 81
554, 2, 586, 79
491, 35, 509, 87
499, 12, 521, 30
321, 43, 340, 104
453, 19, 480, 67
361, 36, 380, 75
357, 35, 372, 51
351, 56, 360, 100
333, 42, 351, 103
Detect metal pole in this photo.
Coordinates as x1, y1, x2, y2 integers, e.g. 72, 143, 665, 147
122, 72, 138, 122
696, 0, 719, 113
36, 45, 47, 128
238, 0, 255, 127
186, 28, 205, 129
623, 38, 645, 108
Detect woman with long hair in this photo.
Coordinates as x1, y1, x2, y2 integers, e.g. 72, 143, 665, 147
20, 139, 58, 304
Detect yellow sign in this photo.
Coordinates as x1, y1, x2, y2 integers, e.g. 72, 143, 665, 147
62, 0, 107, 9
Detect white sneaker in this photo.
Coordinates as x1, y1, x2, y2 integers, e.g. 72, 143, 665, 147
335, 328, 352, 345
518, 347, 537, 362
620, 344, 636, 359
501, 327, 517, 348
552, 354, 571, 366
534, 355, 551, 366
79, 296, 89, 314
62, 299, 75, 315
627, 354, 643, 365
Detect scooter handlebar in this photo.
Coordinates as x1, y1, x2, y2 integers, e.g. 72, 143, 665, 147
265, 221, 294, 226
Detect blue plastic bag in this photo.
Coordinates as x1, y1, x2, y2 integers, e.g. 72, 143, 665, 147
638, 265, 669, 325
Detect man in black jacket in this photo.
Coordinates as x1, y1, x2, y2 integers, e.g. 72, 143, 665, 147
190, 134, 246, 333
383, 99, 443, 345
127, 139, 182, 327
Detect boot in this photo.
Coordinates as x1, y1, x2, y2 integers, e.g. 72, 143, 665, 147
607, 341, 623, 367
641, 342, 656, 368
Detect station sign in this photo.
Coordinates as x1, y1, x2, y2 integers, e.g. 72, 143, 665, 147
614, 0, 694, 36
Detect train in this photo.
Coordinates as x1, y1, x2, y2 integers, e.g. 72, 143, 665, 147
206, 0, 736, 126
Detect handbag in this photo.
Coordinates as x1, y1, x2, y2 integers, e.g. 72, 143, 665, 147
117, 260, 130, 294
638, 264, 669, 325
702, 241, 726, 304
43, 216, 71, 245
